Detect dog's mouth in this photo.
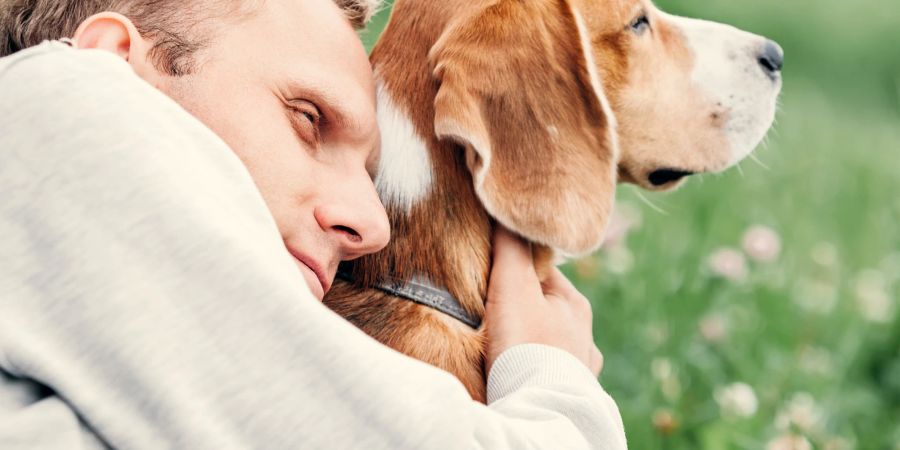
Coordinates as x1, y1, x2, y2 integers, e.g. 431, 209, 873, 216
648, 169, 695, 187
618, 166, 696, 190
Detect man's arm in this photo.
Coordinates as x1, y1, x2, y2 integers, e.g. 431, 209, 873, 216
0, 42, 626, 449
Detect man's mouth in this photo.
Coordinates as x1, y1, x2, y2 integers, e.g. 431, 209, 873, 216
287, 249, 330, 300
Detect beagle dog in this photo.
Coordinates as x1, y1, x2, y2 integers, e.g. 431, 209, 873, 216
325, 0, 783, 401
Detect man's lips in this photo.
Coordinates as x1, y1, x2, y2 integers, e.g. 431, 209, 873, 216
287, 249, 331, 299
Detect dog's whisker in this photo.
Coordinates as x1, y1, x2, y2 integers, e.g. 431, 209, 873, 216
749, 153, 770, 170
633, 189, 669, 216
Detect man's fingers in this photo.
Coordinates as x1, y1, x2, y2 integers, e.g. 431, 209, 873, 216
489, 226, 540, 293
491, 226, 533, 266
485, 226, 607, 378
542, 268, 584, 301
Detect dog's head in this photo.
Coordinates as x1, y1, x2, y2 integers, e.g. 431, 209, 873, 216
429, 0, 782, 255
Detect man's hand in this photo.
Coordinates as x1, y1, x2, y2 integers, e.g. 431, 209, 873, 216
485, 226, 604, 377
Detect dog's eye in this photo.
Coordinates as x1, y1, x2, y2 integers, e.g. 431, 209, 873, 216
630, 14, 650, 35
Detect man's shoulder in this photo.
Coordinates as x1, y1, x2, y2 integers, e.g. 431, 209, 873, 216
0, 41, 225, 152
0, 40, 133, 88
0, 40, 193, 119
0, 41, 238, 189
0, 40, 157, 126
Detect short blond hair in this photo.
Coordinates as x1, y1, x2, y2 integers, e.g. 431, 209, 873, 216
1, 0, 383, 70
333, 0, 382, 29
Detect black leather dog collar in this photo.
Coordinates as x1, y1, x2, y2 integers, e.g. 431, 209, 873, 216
335, 270, 482, 329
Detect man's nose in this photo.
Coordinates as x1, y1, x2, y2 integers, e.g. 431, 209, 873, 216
318, 179, 390, 260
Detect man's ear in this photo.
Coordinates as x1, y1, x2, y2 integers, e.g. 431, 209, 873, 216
73, 12, 164, 86
430, 0, 619, 256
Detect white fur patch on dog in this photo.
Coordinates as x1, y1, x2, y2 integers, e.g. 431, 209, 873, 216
668, 14, 780, 167
374, 80, 434, 211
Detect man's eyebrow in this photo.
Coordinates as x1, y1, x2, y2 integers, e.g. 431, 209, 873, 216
301, 87, 355, 130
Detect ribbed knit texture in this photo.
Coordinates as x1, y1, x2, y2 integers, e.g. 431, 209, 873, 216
0, 42, 627, 450
488, 344, 600, 404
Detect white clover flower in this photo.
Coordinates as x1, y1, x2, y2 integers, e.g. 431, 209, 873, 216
661, 376, 682, 402
767, 434, 813, 450
644, 323, 670, 349
742, 225, 782, 263
798, 346, 834, 376
604, 245, 635, 275
854, 269, 896, 323
699, 313, 728, 343
708, 248, 748, 282
651, 358, 673, 381
775, 392, 824, 434
714, 382, 758, 418
650, 357, 681, 401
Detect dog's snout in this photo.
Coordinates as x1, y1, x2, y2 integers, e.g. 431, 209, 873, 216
757, 40, 784, 77
648, 169, 694, 187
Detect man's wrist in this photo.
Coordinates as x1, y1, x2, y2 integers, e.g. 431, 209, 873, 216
486, 343, 600, 404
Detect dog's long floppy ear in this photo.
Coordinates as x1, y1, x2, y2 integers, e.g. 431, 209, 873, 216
431, 0, 619, 255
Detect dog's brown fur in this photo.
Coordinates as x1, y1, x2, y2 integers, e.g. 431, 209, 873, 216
325, 0, 776, 401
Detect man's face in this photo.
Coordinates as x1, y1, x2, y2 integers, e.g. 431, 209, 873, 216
161, 0, 390, 300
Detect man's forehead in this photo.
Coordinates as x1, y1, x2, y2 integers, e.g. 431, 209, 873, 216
252, 0, 374, 90
217, 0, 380, 169
239, 1, 377, 110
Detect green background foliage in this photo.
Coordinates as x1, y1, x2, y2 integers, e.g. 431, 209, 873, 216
362, 1, 900, 448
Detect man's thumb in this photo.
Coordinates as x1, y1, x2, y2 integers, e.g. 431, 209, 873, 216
489, 226, 539, 295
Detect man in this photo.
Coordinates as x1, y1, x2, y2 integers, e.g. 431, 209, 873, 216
0, 0, 626, 448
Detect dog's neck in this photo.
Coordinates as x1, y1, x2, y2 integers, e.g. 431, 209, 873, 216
345, 0, 492, 318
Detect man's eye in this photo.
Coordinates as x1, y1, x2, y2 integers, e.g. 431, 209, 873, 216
300, 109, 321, 126
289, 101, 323, 146
630, 14, 650, 35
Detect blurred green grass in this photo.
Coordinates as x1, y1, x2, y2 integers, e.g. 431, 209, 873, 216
363, 1, 900, 448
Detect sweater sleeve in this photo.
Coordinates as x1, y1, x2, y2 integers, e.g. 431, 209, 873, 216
0, 42, 627, 450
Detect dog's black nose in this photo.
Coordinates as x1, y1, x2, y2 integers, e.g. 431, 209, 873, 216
648, 169, 694, 186
758, 40, 784, 76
